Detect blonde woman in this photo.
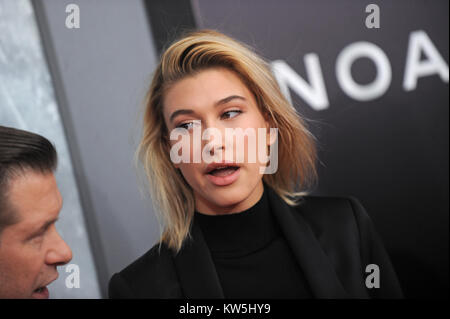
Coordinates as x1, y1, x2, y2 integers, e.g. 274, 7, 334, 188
108, 30, 403, 299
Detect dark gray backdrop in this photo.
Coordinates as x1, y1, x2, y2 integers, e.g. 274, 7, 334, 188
189, 0, 449, 298
144, 0, 448, 298
31, 0, 448, 298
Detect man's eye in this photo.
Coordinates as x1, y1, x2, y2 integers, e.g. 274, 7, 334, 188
221, 110, 242, 119
30, 233, 44, 244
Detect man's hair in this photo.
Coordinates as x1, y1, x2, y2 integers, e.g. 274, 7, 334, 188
0, 126, 57, 233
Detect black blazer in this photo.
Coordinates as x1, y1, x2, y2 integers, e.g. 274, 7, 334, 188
109, 186, 403, 298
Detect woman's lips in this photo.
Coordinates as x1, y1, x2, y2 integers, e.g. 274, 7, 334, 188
31, 286, 49, 299
206, 167, 240, 186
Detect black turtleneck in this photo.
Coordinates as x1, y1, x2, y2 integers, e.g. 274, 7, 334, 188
194, 182, 313, 298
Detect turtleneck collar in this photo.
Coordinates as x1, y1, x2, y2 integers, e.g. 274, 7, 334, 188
193, 182, 280, 258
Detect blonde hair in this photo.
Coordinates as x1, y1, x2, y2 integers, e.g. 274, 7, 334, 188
137, 29, 319, 253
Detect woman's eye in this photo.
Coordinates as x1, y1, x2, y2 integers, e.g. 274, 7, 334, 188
176, 122, 193, 130
175, 112, 241, 130
221, 110, 242, 119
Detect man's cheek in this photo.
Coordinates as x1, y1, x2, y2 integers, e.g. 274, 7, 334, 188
18, 249, 45, 287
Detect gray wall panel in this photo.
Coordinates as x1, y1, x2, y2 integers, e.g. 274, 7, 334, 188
0, 0, 101, 298
35, 0, 160, 295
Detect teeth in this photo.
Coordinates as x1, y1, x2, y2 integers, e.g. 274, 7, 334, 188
207, 165, 239, 174
211, 166, 234, 172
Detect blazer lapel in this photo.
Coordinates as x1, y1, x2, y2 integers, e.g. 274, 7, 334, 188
172, 184, 349, 299
172, 219, 225, 299
266, 186, 349, 298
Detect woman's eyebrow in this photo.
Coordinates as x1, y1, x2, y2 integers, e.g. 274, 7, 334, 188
215, 95, 246, 106
169, 95, 246, 124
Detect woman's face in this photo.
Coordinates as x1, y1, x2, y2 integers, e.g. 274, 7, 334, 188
163, 67, 271, 215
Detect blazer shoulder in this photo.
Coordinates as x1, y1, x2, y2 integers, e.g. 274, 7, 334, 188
109, 242, 181, 298
120, 242, 172, 278
291, 195, 404, 298
293, 195, 363, 238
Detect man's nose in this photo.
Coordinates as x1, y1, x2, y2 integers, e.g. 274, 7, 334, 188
46, 230, 73, 266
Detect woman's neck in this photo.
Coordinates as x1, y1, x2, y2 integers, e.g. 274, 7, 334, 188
194, 180, 264, 215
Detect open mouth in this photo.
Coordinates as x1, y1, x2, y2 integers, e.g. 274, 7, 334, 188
32, 286, 49, 299
206, 166, 241, 186
207, 166, 240, 177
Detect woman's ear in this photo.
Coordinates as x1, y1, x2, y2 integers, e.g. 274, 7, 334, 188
265, 121, 271, 146
263, 115, 277, 146
163, 133, 180, 169
262, 110, 270, 140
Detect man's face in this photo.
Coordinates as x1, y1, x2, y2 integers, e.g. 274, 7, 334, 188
0, 171, 72, 299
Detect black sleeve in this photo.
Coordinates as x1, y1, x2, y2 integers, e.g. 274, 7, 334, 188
348, 196, 404, 299
108, 272, 135, 299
